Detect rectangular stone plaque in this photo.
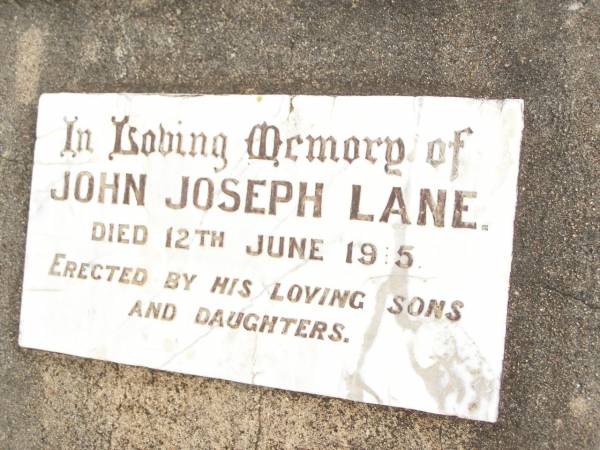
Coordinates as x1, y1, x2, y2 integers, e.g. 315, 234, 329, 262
20, 94, 523, 422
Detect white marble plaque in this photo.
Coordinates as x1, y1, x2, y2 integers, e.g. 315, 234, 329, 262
20, 94, 523, 422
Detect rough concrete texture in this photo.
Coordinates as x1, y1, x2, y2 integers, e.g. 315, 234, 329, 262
1, 0, 599, 448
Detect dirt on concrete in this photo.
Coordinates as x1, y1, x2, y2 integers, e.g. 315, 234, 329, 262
1, 1, 599, 448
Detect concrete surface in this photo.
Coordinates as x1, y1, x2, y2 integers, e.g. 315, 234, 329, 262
1, 0, 599, 448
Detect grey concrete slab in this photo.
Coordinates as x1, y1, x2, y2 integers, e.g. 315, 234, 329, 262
0, 1, 598, 448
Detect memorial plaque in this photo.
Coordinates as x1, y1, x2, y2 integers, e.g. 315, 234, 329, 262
19, 94, 523, 421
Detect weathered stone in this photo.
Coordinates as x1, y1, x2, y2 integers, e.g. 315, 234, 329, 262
20, 94, 522, 423
1, 1, 599, 448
